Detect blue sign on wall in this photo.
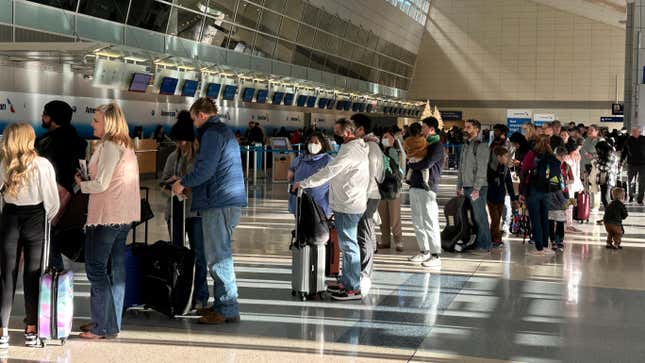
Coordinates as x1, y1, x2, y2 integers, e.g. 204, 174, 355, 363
440, 111, 463, 121
507, 118, 531, 134
600, 116, 624, 123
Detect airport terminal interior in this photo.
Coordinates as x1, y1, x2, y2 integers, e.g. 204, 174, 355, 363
1, 0, 644, 362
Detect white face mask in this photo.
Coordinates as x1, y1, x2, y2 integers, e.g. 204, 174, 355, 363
308, 143, 322, 154
382, 139, 391, 148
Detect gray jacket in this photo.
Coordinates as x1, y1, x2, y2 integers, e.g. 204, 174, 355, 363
457, 138, 490, 190
161, 150, 197, 218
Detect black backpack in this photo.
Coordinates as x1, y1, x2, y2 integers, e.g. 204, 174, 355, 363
292, 191, 330, 247
378, 151, 402, 200
441, 197, 477, 252
530, 154, 562, 193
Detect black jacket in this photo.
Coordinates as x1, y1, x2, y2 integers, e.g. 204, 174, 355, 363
407, 140, 444, 193
603, 200, 628, 226
621, 136, 645, 166
36, 125, 87, 192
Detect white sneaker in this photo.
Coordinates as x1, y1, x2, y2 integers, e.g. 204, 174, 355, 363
421, 256, 442, 268
408, 253, 431, 263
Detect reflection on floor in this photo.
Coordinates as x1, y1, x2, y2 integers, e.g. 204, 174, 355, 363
4, 171, 645, 362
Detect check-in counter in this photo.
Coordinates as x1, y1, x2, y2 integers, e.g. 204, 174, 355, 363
88, 138, 158, 177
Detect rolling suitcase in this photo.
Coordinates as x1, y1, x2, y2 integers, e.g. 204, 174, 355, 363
291, 189, 326, 301
575, 191, 590, 223
124, 187, 150, 310
141, 195, 196, 318
38, 221, 74, 347
325, 222, 340, 278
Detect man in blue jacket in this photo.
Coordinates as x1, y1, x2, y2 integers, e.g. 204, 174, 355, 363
173, 98, 247, 324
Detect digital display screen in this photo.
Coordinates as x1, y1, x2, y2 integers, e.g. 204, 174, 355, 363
159, 77, 179, 95
318, 98, 328, 109
296, 95, 308, 107
283, 93, 294, 106
272, 92, 285, 105
272, 138, 287, 148
306, 96, 317, 108
366, 104, 373, 112
326, 99, 335, 109
206, 83, 221, 98
352, 103, 360, 112
343, 101, 351, 111
336, 101, 344, 110
222, 85, 237, 100
242, 87, 255, 102
181, 80, 199, 97
358, 103, 366, 112
256, 89, 268, 103
129, 72, 152, 93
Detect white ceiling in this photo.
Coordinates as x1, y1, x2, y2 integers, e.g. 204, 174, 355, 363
530, 0, 627, 28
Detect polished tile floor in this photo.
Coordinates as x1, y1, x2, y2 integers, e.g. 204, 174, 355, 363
3, 171, 645, 363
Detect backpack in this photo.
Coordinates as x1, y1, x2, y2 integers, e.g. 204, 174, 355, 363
441, 197, 477, 252
378, 151, 402, 200
292, 191, 330, 247
529, 153, 562, 193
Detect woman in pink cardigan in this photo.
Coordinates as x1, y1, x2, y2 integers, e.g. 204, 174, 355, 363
74, 103, 140, 339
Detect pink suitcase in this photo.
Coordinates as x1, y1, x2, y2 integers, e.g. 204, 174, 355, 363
38, 221, 74, 347
575, 192, 590, 223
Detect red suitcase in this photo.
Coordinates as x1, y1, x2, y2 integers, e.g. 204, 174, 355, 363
326, 224, 340, 277
575, 191, 590, 223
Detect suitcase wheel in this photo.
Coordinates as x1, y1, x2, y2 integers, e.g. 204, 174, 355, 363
291, 290, 296, 297
318, 292, 324, 300
39, 339, 46, 348
299, 292, 307, 301
60, 338, 66, 346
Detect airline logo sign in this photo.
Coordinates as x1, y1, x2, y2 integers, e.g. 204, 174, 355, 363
0, 98, 16, 113
507, 109, 533, 134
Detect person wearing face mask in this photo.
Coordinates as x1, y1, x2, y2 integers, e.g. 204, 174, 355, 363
288, 132, 333, 218
293, 119, 369, 301
377, 129, 404, 252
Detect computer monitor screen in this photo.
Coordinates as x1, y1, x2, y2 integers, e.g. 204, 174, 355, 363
318, 98, 328, 109
296, 95, 308, 107
159, 77, 179, 95
272, 138, 287, 148
256, 89, 268, 103
129, 73, 152, 92
283, 93, 294, 106
272, 92, 285, 105
181, 80, 199, 97
352, 103, 359, 112
358, 103, 366, 112
306, 96, 317, 108
366, 104, 373, 112
336, 101, 344, 110
222, 85, 237, 100
326, 99, 335, 109
206, 83, 221, 98
242, 87, 255, 102
343, 101, 351, 111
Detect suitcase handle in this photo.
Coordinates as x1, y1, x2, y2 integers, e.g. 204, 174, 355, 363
41, 218, 52, 272
170, 192, 188, 248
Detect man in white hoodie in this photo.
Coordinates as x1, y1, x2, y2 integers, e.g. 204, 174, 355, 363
350, 114, 384, 296
294, 119, 370, 301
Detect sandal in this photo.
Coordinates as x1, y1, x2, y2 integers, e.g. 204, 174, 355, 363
80, 322, 96, 332
79, 331, 106, 340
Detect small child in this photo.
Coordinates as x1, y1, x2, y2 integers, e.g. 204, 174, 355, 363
548, 147, 575, 251
404, 123, 429, 189
486, 147, 518, 247
604, 187, 628, 249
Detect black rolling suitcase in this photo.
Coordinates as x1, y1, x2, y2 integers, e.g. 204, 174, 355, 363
141, 195, 196, 317
291, 190, 327, 301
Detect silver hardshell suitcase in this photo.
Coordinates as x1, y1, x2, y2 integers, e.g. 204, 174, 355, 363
291, 189, 326, 301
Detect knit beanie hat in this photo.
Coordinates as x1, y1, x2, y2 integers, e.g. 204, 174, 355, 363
170, 117, 195, 142
44, 100, 73, 126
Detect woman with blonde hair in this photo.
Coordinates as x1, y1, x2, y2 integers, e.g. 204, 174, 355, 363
0, 123, 59, 348
75, 103, 140, 339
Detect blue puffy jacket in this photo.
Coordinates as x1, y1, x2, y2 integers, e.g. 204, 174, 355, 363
181, 116, 247, 211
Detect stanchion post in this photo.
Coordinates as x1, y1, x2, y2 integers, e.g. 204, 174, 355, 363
245, 146, 250, 180
253, 145, 258, 185
263, 145, 267, 179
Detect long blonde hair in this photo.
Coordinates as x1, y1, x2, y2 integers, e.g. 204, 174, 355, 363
1, 123, 37, 197
177, 141, 199, 175
96, 103, 132, 149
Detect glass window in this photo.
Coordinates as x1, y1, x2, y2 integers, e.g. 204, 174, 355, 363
309, 51, 326, 71
279, 17, 299, 42
283, 0, 304, 20
296, 24, 315, 47
175, 0, 203, 12
254, 33, 277, 58
27, 0, 78, 11
202, 18, 233, 48
301, 2, 318, 27
324, 55, 340, 73
127, 0, 172, 33
258, 7, 282, 35
78, 0, 129, 23
274, 39, 295, 63
329, 16, 346, 37
206, 0, 238, 21
263, 0, 285, 12
167, 7, 204, 41
317, 32, 338, 54
237, 2, 262, 29
229, 26, 256, 53
292, 46, 311, 67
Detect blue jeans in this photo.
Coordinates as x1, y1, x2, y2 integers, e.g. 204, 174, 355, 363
201, 207, 241, 318
526, 191, 549, 251
84, 224, 130, 336
464, 187, 492, 250
335, 211, 363, 291
187, 217, 209, 305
